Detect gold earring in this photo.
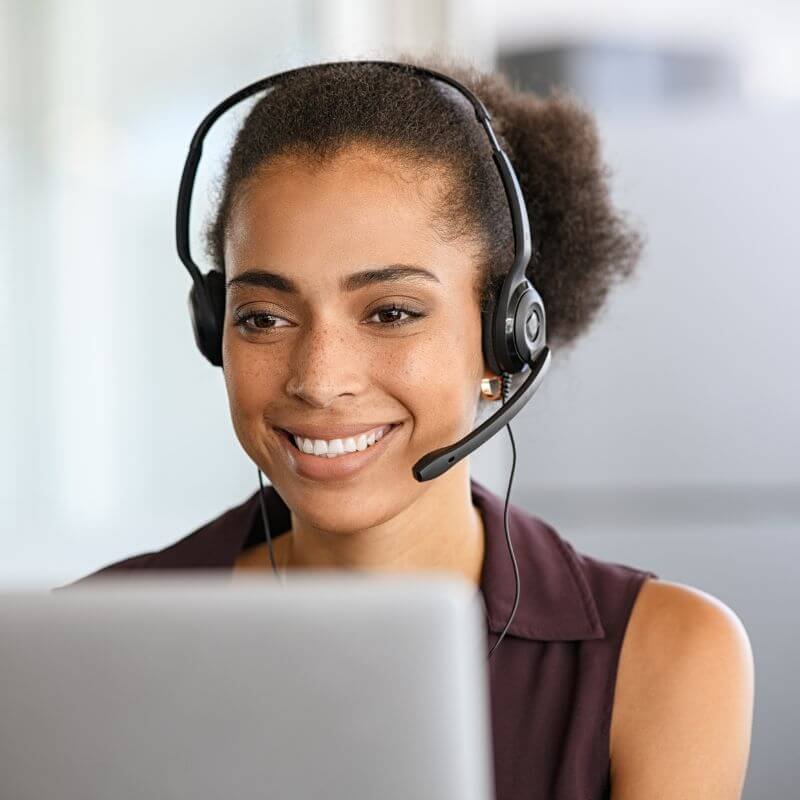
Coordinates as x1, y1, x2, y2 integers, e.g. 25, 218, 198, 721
480, 376, 502, 400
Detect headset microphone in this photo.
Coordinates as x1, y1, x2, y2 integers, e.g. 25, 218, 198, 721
412, 349, 548, 481
176, 60, 552, 660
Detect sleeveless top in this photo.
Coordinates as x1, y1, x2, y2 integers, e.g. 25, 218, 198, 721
56, 478, 658, 800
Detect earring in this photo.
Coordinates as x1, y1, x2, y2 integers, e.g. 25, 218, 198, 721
480, 376, 502, 401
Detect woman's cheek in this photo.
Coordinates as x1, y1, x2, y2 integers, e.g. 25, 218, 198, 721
223, 358, 275, 458
392, 341, 471, 442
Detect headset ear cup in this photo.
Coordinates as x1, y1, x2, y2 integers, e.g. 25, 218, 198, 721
515, 284, 546, 363
188, 270, 226, 367
205, 269, 227, 339
481, 298, 502, 377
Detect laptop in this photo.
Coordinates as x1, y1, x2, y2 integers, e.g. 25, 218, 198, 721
0, 572, 495, 800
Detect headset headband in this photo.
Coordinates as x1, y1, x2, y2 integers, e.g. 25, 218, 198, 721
176, 60, 531, 298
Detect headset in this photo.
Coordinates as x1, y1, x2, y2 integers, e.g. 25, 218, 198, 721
176, 60, 552, 660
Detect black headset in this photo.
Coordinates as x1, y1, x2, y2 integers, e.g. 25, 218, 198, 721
176, 60, 552, 659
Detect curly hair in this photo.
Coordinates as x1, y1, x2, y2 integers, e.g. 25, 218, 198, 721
202, 52, 644, 354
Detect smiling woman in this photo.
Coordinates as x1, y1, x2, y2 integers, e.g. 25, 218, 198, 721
218, 136, 496, 532
58, 55, 753, 800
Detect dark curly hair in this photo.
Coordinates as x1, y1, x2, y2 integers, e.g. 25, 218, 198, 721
202, 52, 644, 353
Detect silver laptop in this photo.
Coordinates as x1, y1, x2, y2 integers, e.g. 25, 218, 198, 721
0, 572, 495, 800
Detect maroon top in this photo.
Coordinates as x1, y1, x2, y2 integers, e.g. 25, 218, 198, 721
57, 478, 657, 800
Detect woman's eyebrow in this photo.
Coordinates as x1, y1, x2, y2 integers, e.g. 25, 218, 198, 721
226, 265, 441, 294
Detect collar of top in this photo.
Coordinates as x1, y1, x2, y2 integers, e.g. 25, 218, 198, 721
235, 477, 606, 643
470, 479, 605, 642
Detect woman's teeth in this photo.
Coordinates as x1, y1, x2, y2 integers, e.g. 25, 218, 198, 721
291, 425, 391, 458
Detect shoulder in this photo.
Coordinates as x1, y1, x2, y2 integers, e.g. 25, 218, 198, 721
609, 577, 754, 799
54, 490, 261, 590
615, 578, 754, 707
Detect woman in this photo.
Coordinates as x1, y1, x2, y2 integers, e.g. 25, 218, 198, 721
62, 56, 754, 799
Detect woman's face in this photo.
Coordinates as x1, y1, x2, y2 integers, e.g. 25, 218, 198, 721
222, 143, 490, 531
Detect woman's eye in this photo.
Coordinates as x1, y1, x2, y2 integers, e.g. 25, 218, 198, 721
234, 304, 425, 336
367, 304, 425, 328
235, 311, 290, 332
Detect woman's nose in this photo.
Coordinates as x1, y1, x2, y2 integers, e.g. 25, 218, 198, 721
284, 318, 366, 408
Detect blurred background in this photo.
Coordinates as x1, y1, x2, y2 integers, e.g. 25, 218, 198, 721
1, 0, 798, 794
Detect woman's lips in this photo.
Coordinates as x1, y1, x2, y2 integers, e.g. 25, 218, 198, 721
275, 422, 401, 482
